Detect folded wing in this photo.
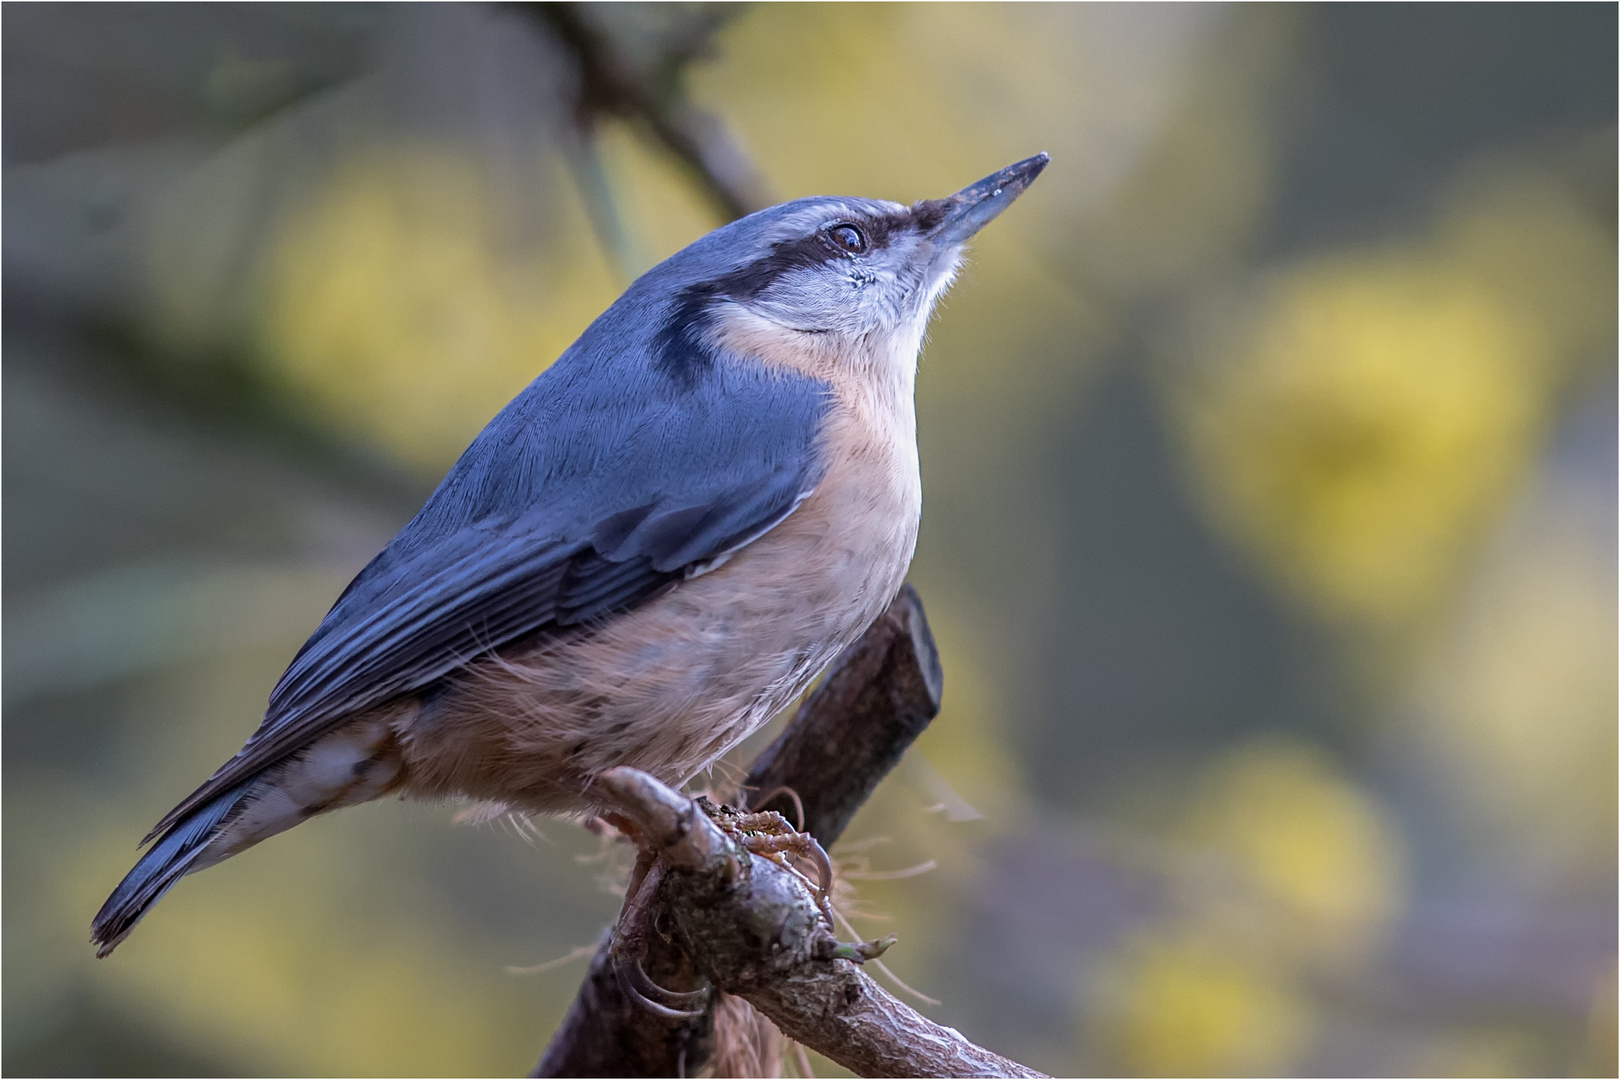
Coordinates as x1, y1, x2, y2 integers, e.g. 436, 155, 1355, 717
147, 350, 830, 840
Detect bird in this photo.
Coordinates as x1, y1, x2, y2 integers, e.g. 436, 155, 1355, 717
91, 153, 1048, 958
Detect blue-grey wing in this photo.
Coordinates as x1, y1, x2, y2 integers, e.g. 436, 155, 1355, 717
148, 349, 829, 839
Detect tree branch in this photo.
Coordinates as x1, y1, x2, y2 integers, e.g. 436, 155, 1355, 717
743, 585, 944, 845
593, 767, 1045, 1079
534, 586, 1039, 1077
532, 927, 713, 1078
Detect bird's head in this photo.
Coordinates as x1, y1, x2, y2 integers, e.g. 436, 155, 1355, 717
634, 154, 1049, 385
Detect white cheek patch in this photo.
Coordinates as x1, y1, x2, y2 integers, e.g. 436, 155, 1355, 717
709, 231, 963, 373
925, 250, 964, 307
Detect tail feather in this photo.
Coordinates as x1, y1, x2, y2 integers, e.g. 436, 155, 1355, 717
91, 784, 251, 957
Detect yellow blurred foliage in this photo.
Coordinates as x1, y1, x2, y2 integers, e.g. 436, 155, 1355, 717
1094, 928, 1313, 1077
1175, 170, 1613, 628
258, 146, 620, 472
1184, 261, 1543, 627
1184, 740, 1405, 963
1415, 485, 1618, 881
1091, 740, 1404, 1074
70, 828, 551, 1077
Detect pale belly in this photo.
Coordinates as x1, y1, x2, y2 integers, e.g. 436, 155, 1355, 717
391, 461, 922, 815
200, 487, 918, 865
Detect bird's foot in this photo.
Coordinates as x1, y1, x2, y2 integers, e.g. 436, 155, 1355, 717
610, 854, 711, 1019
695, 798, 834, 913
604, 794, 833, 1018
696, 800, 903, 969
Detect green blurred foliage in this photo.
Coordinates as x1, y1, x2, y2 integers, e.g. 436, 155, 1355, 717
4, 4, 1614, 1077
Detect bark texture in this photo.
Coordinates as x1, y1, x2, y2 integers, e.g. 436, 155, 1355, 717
534, 586, 1043, 1078
610, 768, 1045, 1079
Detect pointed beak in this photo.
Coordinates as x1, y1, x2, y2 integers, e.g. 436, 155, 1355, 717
929, 153, 1049, 245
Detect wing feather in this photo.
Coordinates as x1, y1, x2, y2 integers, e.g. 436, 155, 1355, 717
147, 349, 829, 840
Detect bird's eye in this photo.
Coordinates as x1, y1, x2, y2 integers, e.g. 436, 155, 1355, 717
828, 224, 867, 253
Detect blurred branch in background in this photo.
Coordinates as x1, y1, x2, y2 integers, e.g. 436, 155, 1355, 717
522, 3, 772, 226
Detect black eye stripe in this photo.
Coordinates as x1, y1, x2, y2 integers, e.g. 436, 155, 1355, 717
687, 207, 925, 305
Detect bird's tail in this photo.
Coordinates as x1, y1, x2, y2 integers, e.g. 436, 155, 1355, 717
90, 783, 252, 958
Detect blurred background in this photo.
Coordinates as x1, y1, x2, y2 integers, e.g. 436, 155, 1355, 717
4, 4, 1615, 1076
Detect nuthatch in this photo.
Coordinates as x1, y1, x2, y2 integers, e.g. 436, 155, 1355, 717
92, 153, 1048, 957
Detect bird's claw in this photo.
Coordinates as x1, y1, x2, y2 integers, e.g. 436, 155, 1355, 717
609, 854, 711, 1019
796, 831, 835, 902
613, 954, 711, 1019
